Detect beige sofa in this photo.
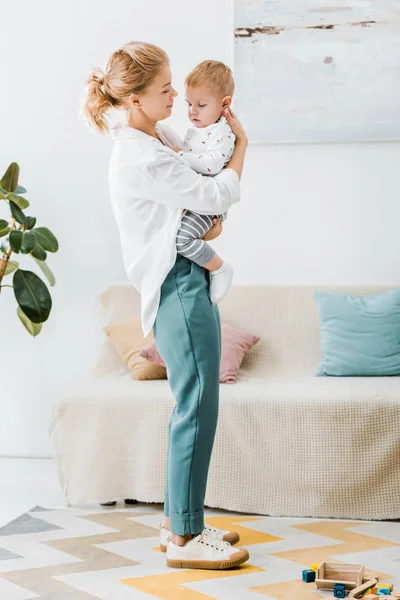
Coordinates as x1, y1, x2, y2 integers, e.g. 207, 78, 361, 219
50, 282, 400, 520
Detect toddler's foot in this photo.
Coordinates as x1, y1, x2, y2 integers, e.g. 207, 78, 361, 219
209, 261, 233, 304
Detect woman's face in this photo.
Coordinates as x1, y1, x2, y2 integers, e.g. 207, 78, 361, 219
130, 63, 178, 122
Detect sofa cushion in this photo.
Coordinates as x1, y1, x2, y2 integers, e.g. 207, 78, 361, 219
314, 289, 400, 377
140, 321, 260, 384
103, 318, 167, 381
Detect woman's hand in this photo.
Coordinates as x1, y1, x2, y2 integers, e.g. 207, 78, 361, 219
202, 217, 222, 241
223, 107, 248, 144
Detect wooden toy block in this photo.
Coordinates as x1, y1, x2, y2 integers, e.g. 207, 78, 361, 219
316, 562, 365, 591
311, 563, 320, 571
377, 585, 394, 591
302, 569, 316, 582
349, 579, 377, 598
334, 583, 346, 598
377, 591, 391, 596
364, 573, 380, 583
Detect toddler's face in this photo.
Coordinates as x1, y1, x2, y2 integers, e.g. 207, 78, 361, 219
185, 85, 230, 128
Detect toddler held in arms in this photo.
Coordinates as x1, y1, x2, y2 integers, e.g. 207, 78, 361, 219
171, 60, 236, 304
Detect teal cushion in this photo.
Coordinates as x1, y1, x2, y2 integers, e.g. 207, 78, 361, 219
314, 289, 400, 376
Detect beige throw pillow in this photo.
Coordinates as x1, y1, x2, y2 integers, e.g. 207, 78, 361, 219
103, 318, 167, 380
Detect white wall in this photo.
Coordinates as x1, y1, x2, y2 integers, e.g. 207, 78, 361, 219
1, 0, 399, 457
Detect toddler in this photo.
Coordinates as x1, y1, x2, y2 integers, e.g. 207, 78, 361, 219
171, 60, 236, 304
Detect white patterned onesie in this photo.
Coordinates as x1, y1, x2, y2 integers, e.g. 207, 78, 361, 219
175, 115, 236, 266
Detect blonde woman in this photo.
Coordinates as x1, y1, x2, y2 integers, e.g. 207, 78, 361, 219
81, 41, 249, 570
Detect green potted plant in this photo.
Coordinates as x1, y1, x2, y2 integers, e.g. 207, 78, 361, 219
0, 162, 59, 336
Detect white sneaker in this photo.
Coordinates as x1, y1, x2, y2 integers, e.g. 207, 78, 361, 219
159, 522, 240, 552
209, 261, 233, 304
166, 532, 249, 570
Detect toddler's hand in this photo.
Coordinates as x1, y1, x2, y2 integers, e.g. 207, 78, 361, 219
202, 217, 222, 241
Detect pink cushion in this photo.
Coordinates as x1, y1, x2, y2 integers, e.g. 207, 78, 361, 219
140, 321, 260, 384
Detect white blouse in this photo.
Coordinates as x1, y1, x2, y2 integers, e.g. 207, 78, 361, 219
108, 120, 241, 338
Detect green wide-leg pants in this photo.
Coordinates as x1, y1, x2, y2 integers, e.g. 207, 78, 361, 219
153, 254, 221, 536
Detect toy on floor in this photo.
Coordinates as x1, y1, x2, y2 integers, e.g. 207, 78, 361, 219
302, 569, 316, 582
301, 560, 398, 598
315, 562, 366, 592
334, 583, 346, 598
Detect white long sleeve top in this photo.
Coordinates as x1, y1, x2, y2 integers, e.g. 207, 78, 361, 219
108, 120, 241, 338
176, 115, 236, 175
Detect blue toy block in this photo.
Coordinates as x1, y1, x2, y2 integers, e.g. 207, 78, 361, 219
302, 569, 316, 582
377, 590, 391, 596
334, 583, 346, 598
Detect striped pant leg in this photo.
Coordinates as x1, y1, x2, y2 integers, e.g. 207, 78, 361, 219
176, 211, 216, 267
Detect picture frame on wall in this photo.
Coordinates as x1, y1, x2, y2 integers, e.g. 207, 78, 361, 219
234, 0, 400, 144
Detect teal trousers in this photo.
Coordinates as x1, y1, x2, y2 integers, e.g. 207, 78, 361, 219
153, 254, 221, 536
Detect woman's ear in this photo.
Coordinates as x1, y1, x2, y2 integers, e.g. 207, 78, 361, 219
128, 92, 142, 108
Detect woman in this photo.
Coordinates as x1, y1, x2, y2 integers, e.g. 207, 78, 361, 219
82, 41, 249, 570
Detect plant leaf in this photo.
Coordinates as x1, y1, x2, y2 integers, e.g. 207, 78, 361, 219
1, 163, 19, 193
0, 190, 7, 200
17, 305, 42, 336
20, 231, 36, 254
7, 193, 29, 210
0, 219, 8, 230
15, 185, 27, 194
9, 201, 27, 225
9, 230, 36, 254
9, 230, 23, 252
31, 242, 47, 261
26, 216, 36, 230
0, 227, 10, 238
31, 256, 56, 286
4, 260, 18, 275
13, 269, 52, 323
31, 227, 59, 252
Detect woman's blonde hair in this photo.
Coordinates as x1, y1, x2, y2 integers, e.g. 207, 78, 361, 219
81, 41, 169, 134
184, 60, 234, 97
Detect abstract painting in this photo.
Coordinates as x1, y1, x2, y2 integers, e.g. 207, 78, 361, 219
234, 0, 400, 144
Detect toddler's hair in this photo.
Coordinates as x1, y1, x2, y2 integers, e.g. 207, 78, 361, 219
80, 41, 169, 134
184, 60, 234, 97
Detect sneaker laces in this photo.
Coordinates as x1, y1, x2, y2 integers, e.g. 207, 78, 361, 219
195, 532, 230, 552
204, 525, 219, 534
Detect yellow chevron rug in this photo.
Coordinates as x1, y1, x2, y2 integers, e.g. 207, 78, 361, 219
0, 503, 399, 599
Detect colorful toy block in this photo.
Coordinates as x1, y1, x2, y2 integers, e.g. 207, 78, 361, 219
377, 591, 391, 596
302, 569, 316, 582
334, 583, 346, 598
311, 563, 320, 571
